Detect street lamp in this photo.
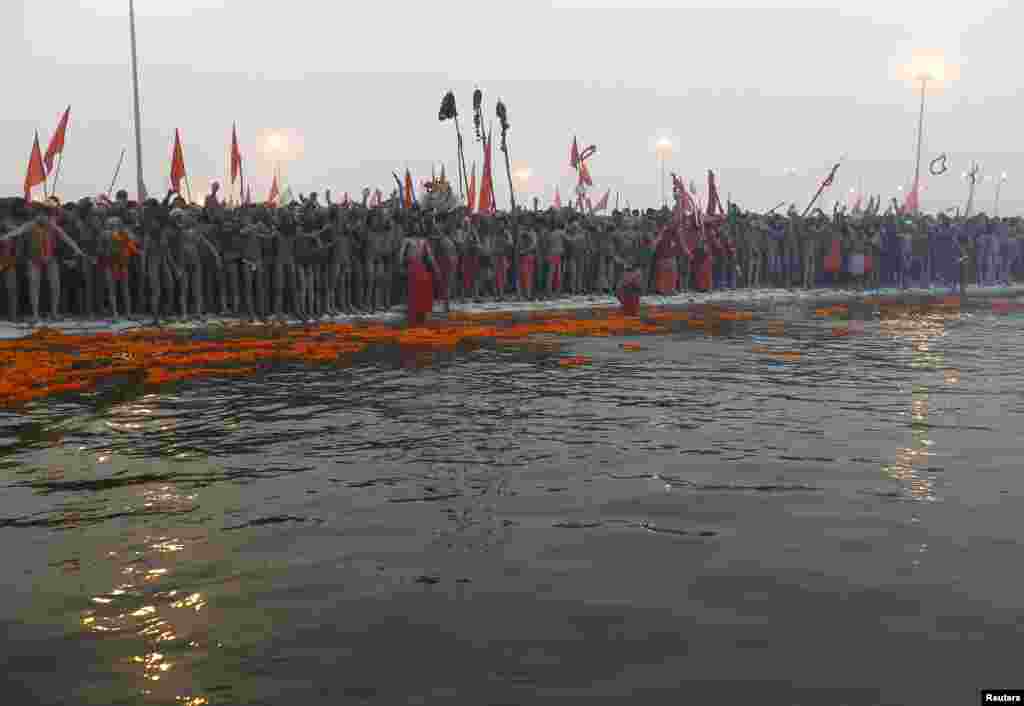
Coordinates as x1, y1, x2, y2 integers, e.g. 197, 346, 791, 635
655, 138, 673, 208
897, 50, 954, 214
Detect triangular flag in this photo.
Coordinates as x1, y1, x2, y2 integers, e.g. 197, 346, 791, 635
404, 169, 414, 209
230, 124, 243, 185
593, 188, 610, 212
579, 160, 592, 187
267, 174, 279, 205
467, 162, 477, 213
170, 129, 187, 194
570, 137, 580, 169
479, 131, 494, 214
24, 132, 46, 201
706, 170, 723, 217
903, 181, 919, 214
554, 186, 562, 209
44, 106, 71, 174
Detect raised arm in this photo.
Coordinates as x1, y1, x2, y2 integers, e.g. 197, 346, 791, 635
0, 220, 33, 243
54, 223, 88, 258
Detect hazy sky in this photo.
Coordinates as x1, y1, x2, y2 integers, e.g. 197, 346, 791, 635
6, 1, 1021, 213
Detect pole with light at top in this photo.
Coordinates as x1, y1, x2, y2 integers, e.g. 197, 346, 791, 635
656, 138, 673, 208
128, 0, 146, 202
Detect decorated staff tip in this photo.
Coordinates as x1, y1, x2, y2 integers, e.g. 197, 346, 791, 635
439, 91, 457, 121
496, 100, 509, 132
472, 88, 483, 142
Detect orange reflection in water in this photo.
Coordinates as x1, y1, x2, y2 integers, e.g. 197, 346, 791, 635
73, 480, 214, 705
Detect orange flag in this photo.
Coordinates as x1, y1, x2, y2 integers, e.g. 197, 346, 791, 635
579, 160, 592, 187
44, 106, 71, 174
404, 169, 414, 209
170, 129, 187, 193
554, 187, 561, 209
24, 132, 46, 201
479, 129, 494, 213
267, 174, 279, 205
467, 162, 477, 213
230, 124, 243, 185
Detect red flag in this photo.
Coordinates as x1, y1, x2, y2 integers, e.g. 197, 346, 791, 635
44, 106, 71, 174
467, 162, 477, 213
404, 169, 414, 209
479, 131, 494, 214
579, 160, 592, 187
24, 132, 46, 201
230, 124, 243, 185
593, 189, 610, 212
570, 137, 580, 169
554, 187, 562, 209
170, 129, 187, 193
903, 181, 920, 214
245, 184, 252, 205
267, 174, 279, 205
706, 170, 724, 217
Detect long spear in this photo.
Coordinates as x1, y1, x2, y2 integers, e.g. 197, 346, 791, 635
496, 99, 515, 213
107, 148, 127, 198
801, 156, 844, 217
438, 91, 470, 202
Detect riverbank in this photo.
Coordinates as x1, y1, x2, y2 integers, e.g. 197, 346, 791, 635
1, 283, 1022, 340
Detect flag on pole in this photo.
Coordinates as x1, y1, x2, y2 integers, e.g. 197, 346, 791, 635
903, 181, 919, 214
570, 137, 580, 169
706, 170, 724, 216
479, 132, 494, 214
593, 188, 610, 212
554, 186, 562, 209
245, 184, 252, 205
404, 169, 415, 209
579, 160, 592, 187
267, 174, 279, 205
24, 132, 46, 201
44, 106, 71, 173
467, 162, 477, 213
230, 124, 243, 184
170, 129, 187, 194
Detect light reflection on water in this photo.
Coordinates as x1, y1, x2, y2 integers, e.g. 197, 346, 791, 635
1, 298, 1024, 705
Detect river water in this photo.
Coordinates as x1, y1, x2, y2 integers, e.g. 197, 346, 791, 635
2, 298, 1023, 705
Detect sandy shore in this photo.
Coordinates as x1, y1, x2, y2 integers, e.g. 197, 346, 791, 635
1, 284, 1022, 340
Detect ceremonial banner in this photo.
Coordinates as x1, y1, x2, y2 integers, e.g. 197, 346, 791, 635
170, 129, 187, 193
44, 106, 71, 173
24, 132, 46, 201
230, 124, 243, 184
267, 174, 279, 205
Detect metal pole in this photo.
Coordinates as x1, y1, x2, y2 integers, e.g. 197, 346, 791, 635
660, 157, 665, 208
129, 0, 146, 202
995, 179, 1003, 218
911, 76, 927, 213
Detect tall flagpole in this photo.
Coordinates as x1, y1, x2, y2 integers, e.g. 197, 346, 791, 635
129, 0, 146, 202
911, 75, 928, 213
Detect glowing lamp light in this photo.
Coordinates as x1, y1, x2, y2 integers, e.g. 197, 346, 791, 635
655, 138, 673, 160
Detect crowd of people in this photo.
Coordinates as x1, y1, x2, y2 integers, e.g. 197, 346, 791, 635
1, 183, 1022, 327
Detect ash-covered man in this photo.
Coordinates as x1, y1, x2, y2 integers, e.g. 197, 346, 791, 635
97, 215, 141, 319
0, 201, 92, 323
